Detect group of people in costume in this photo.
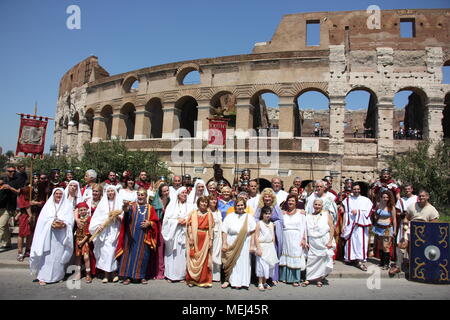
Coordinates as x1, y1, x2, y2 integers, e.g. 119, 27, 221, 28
4, 165, 441, 288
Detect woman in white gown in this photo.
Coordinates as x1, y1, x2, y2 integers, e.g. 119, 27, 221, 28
186, 179, 209, 212
89, 185, 123, 283
162, 187, 189, 282
304, 199, 335, 287
118, 176, 137, 203
279, 195, 307, 287
221, 197, 256, 289
30, 188, 74, 285
208, 194, 222, 282
302, 199, 336, 287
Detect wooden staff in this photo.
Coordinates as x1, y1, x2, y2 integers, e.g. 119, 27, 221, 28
89, 209, 122, 242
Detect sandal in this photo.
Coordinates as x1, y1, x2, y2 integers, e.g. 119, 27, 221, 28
17, 254, 24, 262
292, 282, 300, 287
221, 281, 230, 289
258, 284, 265, 291
301, 281, 309, 287
85, 275, 92, 284
39, 280, 46, 286
141, 279, 148, 285
264, 283, 272, 290
123, 279, 131, 285
112, 276, 119, 283
102, 277, 108, 284
356, 261, 368, 271
187, 283, 194, 287
316, 281, 323, 287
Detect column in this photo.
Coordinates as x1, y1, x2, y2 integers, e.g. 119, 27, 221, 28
111, 112, 127, 139
425, 99, 444, 143
162, 102, 181, 139
328, 95, 345, 155
92, 113, 106, 143
196, 100, 211, 140
77, 121, 91, 156
235, 98, 254, 138
376, 97, 394, 159
67, 123, 78, 155
134, 104, 151, 140
278, 96, 295, 138
60, 126, 68, 155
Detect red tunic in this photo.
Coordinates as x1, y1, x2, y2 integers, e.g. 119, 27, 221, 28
186, 212, 213, 287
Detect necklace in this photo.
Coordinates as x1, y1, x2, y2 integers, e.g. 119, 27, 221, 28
137, 204, 148, 216
286, 208, 296, 215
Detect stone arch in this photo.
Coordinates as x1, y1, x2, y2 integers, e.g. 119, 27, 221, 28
122, 75, 139, 93
250, 89, 277, 135
100, 105, 113, 140
176, 63, 201, 85
72, 112, 80, 130
294, 88, 330, 137
146, 97, 164, 138
210, 91, 236, 128
345, 87, 378, 138
58, 117, 64, 129
121, 103, 136, 139
395, 87, 428, 140
257, 178, 272, 193
175, 95, 198, 138
443, 92, 450, 139
85, 108, 94, 140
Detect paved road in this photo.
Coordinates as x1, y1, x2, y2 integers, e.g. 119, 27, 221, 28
0, 268, 448, 300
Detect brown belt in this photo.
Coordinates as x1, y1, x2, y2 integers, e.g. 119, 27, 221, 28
374, 223, 391, 229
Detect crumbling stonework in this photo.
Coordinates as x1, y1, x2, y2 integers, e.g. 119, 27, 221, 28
53, 9, 450, 191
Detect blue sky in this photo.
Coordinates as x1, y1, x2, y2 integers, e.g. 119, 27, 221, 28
0, 0, 448, 154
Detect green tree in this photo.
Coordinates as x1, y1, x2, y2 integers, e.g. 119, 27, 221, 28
23, 140, 171, 183
5, 150, 15, 161
387, 140, 450, 217
0, 154, 8, 170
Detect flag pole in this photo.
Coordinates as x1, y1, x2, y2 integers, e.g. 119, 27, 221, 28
29, 102, 38, 201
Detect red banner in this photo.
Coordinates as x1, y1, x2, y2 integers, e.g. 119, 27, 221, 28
16, 116, 48, 158
208, 118, 228, 145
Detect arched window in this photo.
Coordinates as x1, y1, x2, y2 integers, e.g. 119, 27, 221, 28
85, 109, 94, 141
123, 76, 139, 93
177, 66, 201, 85
394, 88, 427, 140
210, 92, 236, 128
146, 98, 164, 138
345, 88, 377, 138
121, 103, 136, 139
295, 90, 329, 137
175, 96, 198, 138
100, 105, 113, 140
250, 90, 278, 136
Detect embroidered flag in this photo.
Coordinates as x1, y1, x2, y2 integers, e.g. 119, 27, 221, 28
208, 118, 228, 145
16, 115, 49, 158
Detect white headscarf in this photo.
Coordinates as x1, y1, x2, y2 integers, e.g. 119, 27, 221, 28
89, 185, 123, 235
63, 180, 83, 208
186, 179, 209, 210
162, 187, 189, 250
30, 188, 74, 275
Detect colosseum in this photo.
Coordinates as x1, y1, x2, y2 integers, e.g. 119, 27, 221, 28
53, 8, 450, 191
